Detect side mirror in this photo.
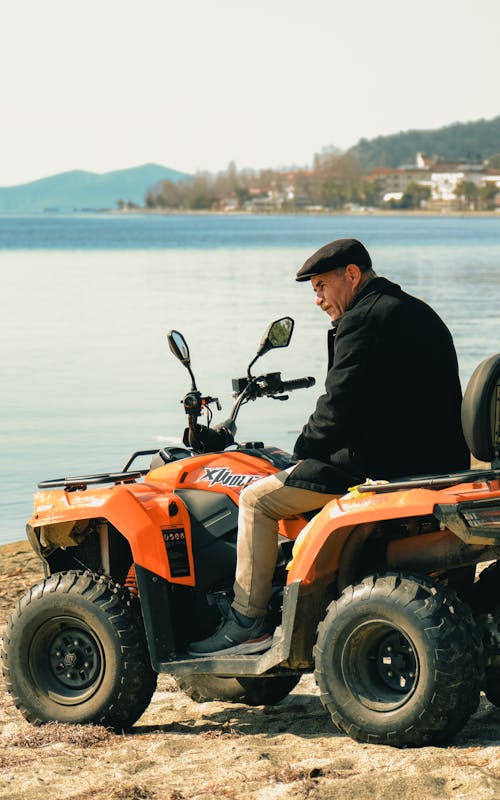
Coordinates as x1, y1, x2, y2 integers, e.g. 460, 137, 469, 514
168, 330, 198, 390
246, 316, 295, 378
257, 317, 294, 356
168, 330, 191, 365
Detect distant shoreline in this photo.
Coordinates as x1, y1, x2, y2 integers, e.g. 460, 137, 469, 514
1, 207, 499, 218
109, 207, 500, 218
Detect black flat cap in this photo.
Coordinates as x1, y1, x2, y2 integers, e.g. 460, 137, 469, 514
296, 238, 372, 282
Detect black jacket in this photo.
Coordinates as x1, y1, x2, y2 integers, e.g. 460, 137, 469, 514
286, 277, 469, 493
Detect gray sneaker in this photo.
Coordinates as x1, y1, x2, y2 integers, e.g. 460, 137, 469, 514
187, 610, 272, 657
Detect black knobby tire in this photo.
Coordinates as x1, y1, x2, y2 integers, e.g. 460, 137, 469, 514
175, 673, 300, 705
471, 561, 500, 707
2, 570, 158, 730
314, 573, 482, 747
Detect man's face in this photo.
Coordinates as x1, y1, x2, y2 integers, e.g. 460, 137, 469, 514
311, 266, 359, 321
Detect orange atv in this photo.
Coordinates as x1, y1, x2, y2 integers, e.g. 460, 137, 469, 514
2, 317, 500, 748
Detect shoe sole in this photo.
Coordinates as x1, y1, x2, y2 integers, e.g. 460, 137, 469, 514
187, 633, 273, 658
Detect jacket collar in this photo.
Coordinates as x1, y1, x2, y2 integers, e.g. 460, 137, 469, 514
351, 276, 397, 308
326, 275, 404, 370
330, 277, 400, 330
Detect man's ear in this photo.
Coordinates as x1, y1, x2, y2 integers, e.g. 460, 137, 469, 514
345, 263, 363, 286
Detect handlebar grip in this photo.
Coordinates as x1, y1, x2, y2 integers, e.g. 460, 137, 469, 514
280, 376, 316, 392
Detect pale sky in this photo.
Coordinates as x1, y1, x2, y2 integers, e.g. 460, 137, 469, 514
1, 0, 499, 186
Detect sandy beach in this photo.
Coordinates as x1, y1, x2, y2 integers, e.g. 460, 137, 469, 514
1, 539, 499, 800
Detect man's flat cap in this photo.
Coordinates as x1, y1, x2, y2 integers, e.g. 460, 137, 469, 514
296, 238, 372, 282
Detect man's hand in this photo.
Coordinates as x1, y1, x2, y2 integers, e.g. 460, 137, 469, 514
183, 423, 234, 452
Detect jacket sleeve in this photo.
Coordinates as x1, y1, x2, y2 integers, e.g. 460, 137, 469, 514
293, 310, 376, 462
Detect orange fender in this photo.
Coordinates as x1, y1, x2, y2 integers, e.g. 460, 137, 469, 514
286, 488, 440, 590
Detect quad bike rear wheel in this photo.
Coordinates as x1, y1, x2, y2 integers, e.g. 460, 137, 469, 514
2, 570, 157, 730
175, 673, 300, 705
314, 573, 482, 747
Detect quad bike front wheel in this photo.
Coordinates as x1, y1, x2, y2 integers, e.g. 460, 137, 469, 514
2, 570, 157, 730
175, 673, 300, 705
314, 573, 482, 747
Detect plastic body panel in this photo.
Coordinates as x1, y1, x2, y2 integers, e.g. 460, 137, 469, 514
286, 478, 500, 590
30, 452, 500, 603
29, 450, 306, 586
175, 488, 239, 589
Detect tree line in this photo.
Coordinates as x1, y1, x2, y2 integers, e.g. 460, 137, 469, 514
142, 150, 500, 213
144, 152, 388, 211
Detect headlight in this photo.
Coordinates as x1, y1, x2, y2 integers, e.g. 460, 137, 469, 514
462, 505, 500, 531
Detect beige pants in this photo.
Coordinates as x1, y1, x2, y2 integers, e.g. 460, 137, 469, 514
232, 466, 340, 617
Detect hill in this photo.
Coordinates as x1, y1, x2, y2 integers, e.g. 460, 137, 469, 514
0, 163, 191, 212
349, 115, 500, 171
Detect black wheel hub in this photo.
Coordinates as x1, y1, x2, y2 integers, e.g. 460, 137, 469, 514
376, 631, 417, 692
29, 615, 105, 704
49, 627, 101, 690
341, 619, 419, 711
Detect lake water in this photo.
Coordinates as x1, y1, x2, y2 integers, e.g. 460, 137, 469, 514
1, 212, 499, 544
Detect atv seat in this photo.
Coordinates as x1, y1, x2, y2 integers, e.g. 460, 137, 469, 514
357, 352, 500, 494
461, 352, 500, 468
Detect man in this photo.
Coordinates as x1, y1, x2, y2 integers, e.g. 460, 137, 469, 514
188, 237, 469, 657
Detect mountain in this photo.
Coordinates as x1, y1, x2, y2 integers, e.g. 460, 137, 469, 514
348, 116, 500, 171
0, 163, 191, 212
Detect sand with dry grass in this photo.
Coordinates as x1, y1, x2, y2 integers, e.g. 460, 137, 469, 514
1, 540, 500, 800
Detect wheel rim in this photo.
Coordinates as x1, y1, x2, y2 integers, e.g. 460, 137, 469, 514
29, 616, 105, 705
340, 619, 419, 711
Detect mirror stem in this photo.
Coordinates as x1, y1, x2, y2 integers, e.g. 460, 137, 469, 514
187, 365, 198, 391
247, 353, 261, 379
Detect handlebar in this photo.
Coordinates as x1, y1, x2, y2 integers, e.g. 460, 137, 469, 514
182, 391, 221, 416
181, 371, 315, 454
279, 376, 316, 392
232, 372, 315, 399
254, 372, 315, 397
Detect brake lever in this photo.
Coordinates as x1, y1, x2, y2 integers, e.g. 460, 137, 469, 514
203, 395, 222, 410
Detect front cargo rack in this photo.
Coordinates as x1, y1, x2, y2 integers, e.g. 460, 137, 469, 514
36, 447, 173, 491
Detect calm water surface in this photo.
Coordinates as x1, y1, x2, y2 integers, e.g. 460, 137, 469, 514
1, 213, 499, 543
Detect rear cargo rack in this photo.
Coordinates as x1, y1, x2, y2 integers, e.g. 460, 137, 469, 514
356, 468, 500, 494
37, 471, 142, 491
